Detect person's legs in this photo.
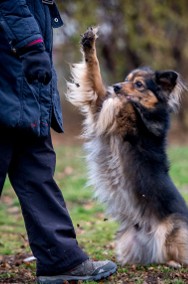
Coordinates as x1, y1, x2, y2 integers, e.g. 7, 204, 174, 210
8, 133, 88, 276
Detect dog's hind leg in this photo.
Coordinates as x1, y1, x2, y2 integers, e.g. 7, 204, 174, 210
165, 218, 188, 267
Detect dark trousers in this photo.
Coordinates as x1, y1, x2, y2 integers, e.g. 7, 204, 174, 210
0, 130, 88, 276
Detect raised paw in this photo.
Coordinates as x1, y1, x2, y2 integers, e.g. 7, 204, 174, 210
81, 27, 98, 52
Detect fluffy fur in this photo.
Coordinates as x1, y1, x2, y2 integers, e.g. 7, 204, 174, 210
66, 27, 188, 267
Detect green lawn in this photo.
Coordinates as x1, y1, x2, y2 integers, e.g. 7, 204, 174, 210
0, 145, 188, 283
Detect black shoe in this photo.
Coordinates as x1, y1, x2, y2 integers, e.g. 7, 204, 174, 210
37, 259, 117, 283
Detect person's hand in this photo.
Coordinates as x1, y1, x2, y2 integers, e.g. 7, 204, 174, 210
20, 44, 52, 85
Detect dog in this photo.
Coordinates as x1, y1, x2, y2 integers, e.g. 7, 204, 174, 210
66, 27, 188, 268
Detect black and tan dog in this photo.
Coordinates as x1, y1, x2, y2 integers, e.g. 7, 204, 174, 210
67, 27, 188, 267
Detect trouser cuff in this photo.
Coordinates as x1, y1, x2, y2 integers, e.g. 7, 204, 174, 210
37, 246, 89, 276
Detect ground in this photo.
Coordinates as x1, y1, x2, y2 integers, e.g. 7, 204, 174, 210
1, 248, 188, 283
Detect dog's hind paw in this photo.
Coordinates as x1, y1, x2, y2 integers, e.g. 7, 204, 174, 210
167, 260, 182, 268
81, 27, 98, 51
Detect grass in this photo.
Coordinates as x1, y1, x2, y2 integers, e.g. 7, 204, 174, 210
0, 145, 188, 283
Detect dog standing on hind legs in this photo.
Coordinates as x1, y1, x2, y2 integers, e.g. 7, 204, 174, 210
67, 27, 188, 268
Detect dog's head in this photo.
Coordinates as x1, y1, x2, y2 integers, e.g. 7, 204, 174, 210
112, 67, 186, 137
113, 67, 185, 112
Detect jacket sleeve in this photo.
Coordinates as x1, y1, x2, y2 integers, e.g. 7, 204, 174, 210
0, 0, 43, 53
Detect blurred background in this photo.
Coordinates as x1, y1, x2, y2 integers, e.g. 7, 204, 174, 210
52, 0, 188, 145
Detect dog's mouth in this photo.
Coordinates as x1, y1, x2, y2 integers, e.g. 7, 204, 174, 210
113, 90, 140, 103
113, 84, 136, 99
125, 95, 138, 101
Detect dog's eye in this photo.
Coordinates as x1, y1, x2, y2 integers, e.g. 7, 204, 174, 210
134, 81, 144, 89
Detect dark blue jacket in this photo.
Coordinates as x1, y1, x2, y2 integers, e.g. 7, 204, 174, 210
0, 0, 64, 136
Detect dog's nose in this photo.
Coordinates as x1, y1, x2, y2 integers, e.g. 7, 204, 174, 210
113, 84, 122, 94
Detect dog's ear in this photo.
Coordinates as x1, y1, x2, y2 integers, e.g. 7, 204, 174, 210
155, 70, 178, 93
155, 70, 186, 112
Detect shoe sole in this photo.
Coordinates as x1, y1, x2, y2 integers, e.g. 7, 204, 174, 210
37, 265, 117, 283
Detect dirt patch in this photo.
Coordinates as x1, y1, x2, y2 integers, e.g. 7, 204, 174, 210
0, 254, 35, 283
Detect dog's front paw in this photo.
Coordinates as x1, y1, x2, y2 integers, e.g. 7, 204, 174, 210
81, 27, 98, 52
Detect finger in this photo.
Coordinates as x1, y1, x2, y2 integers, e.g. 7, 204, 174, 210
43, 71, 52, 85
37, 70, 46, 84
37, 70, 52, 85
